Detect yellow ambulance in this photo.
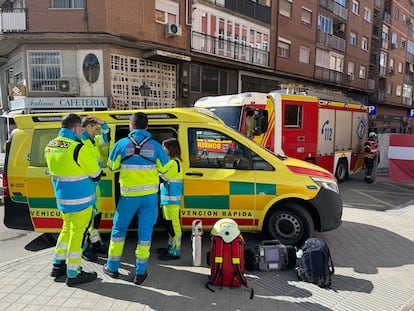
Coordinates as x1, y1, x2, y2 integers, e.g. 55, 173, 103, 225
2, 108, 342, 245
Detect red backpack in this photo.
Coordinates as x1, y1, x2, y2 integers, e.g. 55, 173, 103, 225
206, 223, 254, 299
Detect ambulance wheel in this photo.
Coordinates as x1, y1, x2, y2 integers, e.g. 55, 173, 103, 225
335, 159, 348, 183
265, 204, 314, 246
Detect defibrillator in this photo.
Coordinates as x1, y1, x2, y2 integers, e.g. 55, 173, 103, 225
257, 240, 290, 271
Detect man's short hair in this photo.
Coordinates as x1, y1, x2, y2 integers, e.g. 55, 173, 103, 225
130, 112, 148, 129
62, 113, 82, 130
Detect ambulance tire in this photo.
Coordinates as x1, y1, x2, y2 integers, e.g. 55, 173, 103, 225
265, 203, 314, 246
335, 159, 349, 183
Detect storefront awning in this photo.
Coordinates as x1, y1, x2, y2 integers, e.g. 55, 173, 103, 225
143, 50, 191, 63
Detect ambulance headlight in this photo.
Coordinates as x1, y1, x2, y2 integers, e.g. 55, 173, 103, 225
311, 177, 339, 194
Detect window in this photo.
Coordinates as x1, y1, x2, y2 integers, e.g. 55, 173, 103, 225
279, 0, 292, 18
277, 38, 291, 58
299, 46, 310, 64
401, 39, 406, 49
387, 82, 393, 94
398, 62, 403, 73
348, 62, 355, 80
364, 7, 371, 22
82, 53, 100, 83
391, 33, 397, 48
350, 32, 357, 46
318, 15, 333, 34
188, 129, 256, 170
352, 0, 359, 15
362, 36, 369, 51
359, 65, 366, 79
390, 58, 395, 69
52, 0, 84, 8
284, 105, 302, 128
191, 64, 201, 92
191, 64, 228, 94
31, 129, 60, 167
155, 0, 179, 24
396, 85, 402, 96
28, 51, 61, 91
394, 8, 399, 20
301, 7, 312, 25
330, 53, 343, 72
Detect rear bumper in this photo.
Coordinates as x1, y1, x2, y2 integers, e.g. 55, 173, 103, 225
4, 197, 34, 231
310, 187, 343, 232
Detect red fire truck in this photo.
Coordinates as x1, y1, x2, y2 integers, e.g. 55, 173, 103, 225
194, 89, 369, 182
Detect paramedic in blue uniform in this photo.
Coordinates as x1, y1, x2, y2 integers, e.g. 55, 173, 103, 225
81, 115, 110, 262
103, 112, 169, 285
157, 137, 184, 260
45, 113, 103, 287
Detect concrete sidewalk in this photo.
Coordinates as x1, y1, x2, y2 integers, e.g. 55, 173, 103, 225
0, 204, 413, 311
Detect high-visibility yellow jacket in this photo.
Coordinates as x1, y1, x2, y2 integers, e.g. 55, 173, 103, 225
45, 128, 102, 213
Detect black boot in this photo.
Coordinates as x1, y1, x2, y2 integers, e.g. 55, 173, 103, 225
66, 271, 97, 287
51, 263, 66, 278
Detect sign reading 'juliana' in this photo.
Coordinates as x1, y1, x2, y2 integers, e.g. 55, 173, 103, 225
9, 97, 109, 111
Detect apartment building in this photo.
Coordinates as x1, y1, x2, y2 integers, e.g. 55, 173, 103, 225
369, 0, 414, 133
0, 0, 413, 147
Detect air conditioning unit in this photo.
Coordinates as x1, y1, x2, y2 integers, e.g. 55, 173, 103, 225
165, 23, 182, 37
336, 23, 346, 33
58, 78, 79, 95
347, 73, 354, 81
388, 68, 395, 75
391, 43, 397, 49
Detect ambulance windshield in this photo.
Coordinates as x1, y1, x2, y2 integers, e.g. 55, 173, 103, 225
203, 106, 242, 131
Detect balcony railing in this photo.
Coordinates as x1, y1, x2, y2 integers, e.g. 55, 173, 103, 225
317, 30, 346, 52
191, 31, 270, 67
0, 8, 26, 33
319, 0, 347, 20
314, 66, 343, 84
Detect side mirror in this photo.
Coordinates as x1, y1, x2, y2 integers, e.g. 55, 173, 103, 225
253, 110, 269, 135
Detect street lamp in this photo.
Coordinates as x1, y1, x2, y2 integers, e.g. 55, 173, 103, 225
139, 82, 151, 109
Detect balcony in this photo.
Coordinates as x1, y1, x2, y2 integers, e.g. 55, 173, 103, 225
0, 8, 26, 33
224, 0, 271, 24
191, 31, 270, 67
314, 66, 343, 84
319, 0, 347, 20
317, 31, 346, 52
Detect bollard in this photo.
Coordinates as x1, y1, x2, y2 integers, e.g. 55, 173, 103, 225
192, 219, 203, 266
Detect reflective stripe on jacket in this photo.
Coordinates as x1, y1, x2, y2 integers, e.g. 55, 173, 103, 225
364, 140, 378, 159
45, 128, 102, 213
160, 158, 183, 205
107, 129, 169, 197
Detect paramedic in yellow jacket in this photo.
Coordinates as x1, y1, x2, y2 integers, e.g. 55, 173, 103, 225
81, 116, 110, 261
45, 113, 103, 287
157, 138, 184, 260
103, 112, 169, 285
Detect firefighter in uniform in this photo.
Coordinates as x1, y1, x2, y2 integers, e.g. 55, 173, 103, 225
103, 112, 169, 285
81, 116, 110, 261
157, 138, 184, 260
364, 132, 379, 183
45, 113, 103, 287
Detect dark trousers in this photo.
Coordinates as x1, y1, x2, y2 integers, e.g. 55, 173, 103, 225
364, 157, 375, 181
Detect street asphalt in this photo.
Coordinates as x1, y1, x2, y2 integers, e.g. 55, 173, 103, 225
1, 152, 414, 311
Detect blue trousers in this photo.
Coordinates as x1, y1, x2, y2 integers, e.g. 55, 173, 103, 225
107, 193, 158, 275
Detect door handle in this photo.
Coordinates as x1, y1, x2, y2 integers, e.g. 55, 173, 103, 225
186, 172, 203, 176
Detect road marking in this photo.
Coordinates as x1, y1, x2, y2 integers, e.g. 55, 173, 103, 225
350, 189, 394, 207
